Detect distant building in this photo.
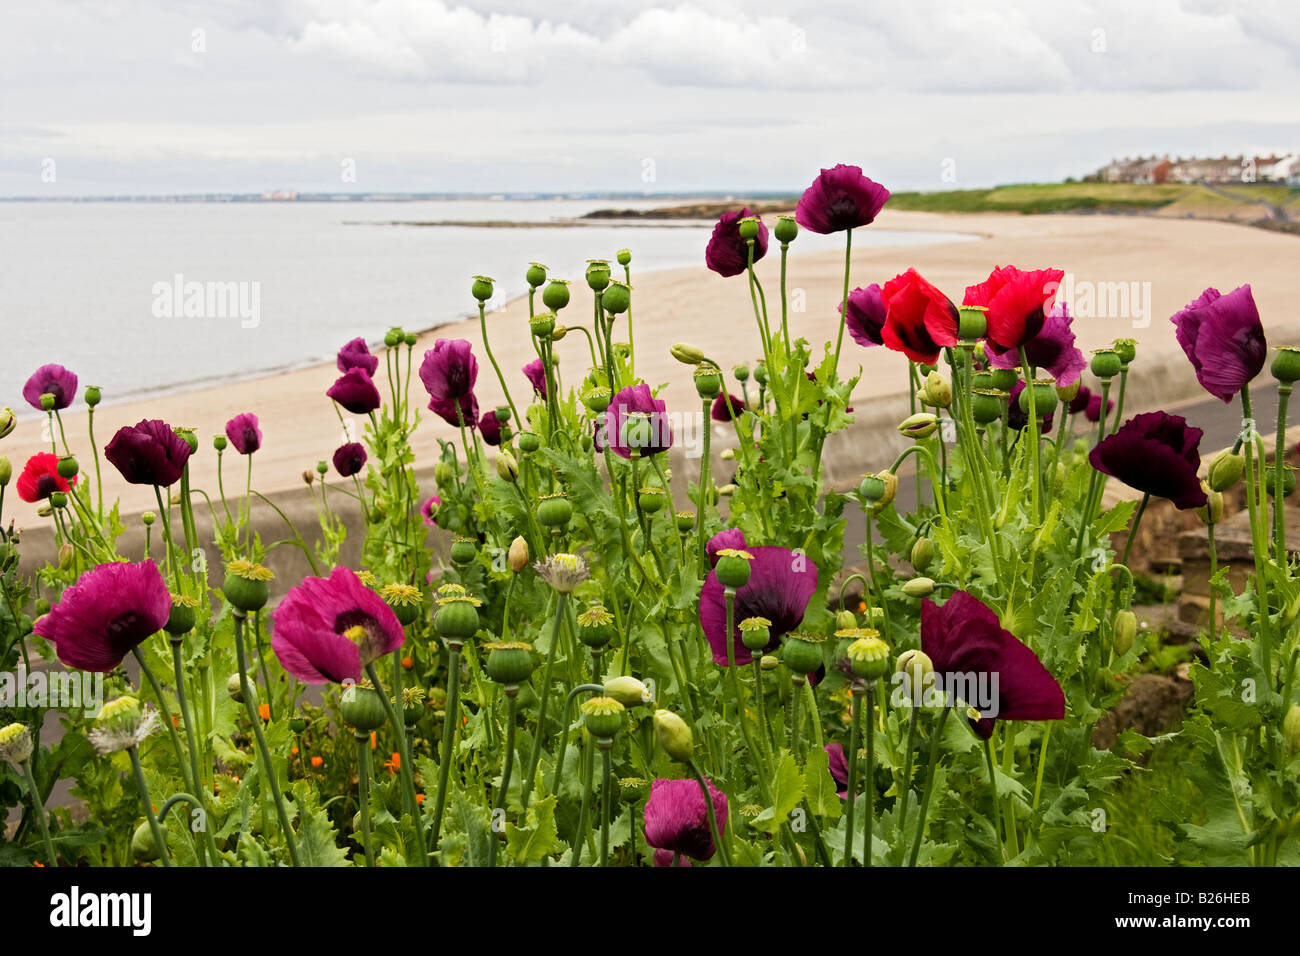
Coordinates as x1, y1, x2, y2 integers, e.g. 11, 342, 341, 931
1096, 153, 1297, 185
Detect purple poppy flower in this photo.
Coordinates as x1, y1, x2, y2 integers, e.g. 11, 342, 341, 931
841, 284, 887, 348
1089, 411, 1207, 510
479, 410, 503, 446
1068, 385, 1092, 415
421, 495, 441, 526
653, 848, 692, 867
420, 339, 478, 404
105, 419, 192, 487
603, 384, 673, 460
34, 560, 171, 672
705, 208, 769, 278
825, 742, 849, 798
711, 393, 746, 422
921, 590, 1065, 740
1084, 391, 1113, 423
23, 364, 78, 412
706, 528, 747, 567
224, 412, 262, 455
795, 164, 890, 235
337, 337, 379, 377
643, 777, 729, 863
1170, 285, 1266, 403
1006, 380, 1055, 433
271, 566, 406, 685
699, 544, 818, 666
987, 304, 1085, 387
523, 359, 547, 398
327, 367, 381, 415
333, 442, 367, 478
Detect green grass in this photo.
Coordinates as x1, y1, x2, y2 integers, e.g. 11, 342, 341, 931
887, 181, 1280, 217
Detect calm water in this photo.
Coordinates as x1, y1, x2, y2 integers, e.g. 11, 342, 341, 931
0, 200, 975, 413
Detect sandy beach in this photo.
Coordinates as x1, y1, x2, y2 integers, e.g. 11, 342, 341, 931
6, 208, 1298, 536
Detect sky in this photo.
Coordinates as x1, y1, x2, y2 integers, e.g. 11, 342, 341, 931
2, 0, 1299, 196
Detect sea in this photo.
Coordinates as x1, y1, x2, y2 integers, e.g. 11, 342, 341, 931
0, 198, 976, 413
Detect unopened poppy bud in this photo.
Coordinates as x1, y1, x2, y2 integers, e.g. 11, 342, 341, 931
836, 609, 857, 631
1113, 609, 1137, 656
753, 362, 768, 386
1196, 483, 1223, 525
602, 281, 631, 315
508, 536, 529, 572
737, 216, 760, 241
585, 259, 611, 292
911, 537, 935, 572
57, 543, 74, 570
1265, 464, 1296, 498
341, 683, 388, 732
1283, 704, 1300, 754
496, 450, 519, 483
653, 709, 693, 762
551, 325, 568, 341
1056, 379, 1080, 403
671, 343, 707, 365
471, 275, 494, 302
898, 412, 938, 439
526, 262, 548, 288
694, 363, 723, 399
1113, 338, 1137, 365
1090, 349, 1122, 379
760, 654, 780, 671
542, 279, 571, 311
921, 372, 952, 409
774, 215, 798, 244
957, 305, 987, 340
1208, 449, 1244, 491
1273, 347, 1300, 384
132, 820, 160, 862
720, 448, 735, 461
227, 673, 255, 704
0, 458, 10, 487
896, 649, 933, 701
902, 577, 934, 598
0, 408, 14, 440
530, 313, 555, 338
733, 364, 750, 383
718, 483, 738, 497
604, 675, 654, 707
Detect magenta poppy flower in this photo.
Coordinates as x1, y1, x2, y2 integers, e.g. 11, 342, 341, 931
880, 268, 959, 366
1068, 385, 1092, 415
327, 367, 381, 415
643, 777, 729, 862
1007, 380, 1055, 433
964, 265, 1064, 352
841, 284, 887, 348
706, 528, 747, 566
825, 742, 849, 798
105, 419, 192, 487
419, 339, 477, 404
22, 364, 78, 412
479, 410, 503, 446
921, 590, 1065, 740
1170, 284, 1266, 403
523, 359, 547, 398
333, 442, 367, 477
987, 304, 1085, 387
271, 566, 406, 684
653, 848, 692, 867
1084, 391, 1113, 423
705, 208, 769, 278
34, 560, 171, 672
1089, 411, 1207, 510
711, 394, 746, 422
795, 164, 890, 234
224, 412, 262, 455
421, 495, 441, 526
337, 337, 379, 377
603, 384, 673, 460
16, 452, 75, 503
699, 544, 818, 666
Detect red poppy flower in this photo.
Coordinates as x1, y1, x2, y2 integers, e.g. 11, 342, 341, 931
880, 269, 959, 365
16, 452, 75, 503
963, 265, 1064, 352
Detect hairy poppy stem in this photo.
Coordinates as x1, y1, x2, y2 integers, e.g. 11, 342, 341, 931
1120, 493, 1149, 568
522, 593, 568, 812
843, 688, 862, 866
983, 736, 1006, 863
687, 759, 733, 868
864, 684, 876, 867
488, 690, 518, 868
128, 745, 171, 867
19, 758, 57, 867
355, 733, 375, 868
907, 705, 950, 866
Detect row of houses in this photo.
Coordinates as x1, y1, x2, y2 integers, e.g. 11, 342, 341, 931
1092, 154, 1300, 185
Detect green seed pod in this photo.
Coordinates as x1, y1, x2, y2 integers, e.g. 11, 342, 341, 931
583, 387, 611, 413
715, 550, 753, 589
1090, 349, 1122, 379
384, 328, 402, 347
675, 511, 695, 533
694, 363, 723, 399
289, 716, 307, 734
585, 260, 611, 292
847, 633, 890, 680
739, 616, 772, 652
341, 684, 388, 732
782, 634, 825, 675
957, 305, 987, 340
638, 487, 666, 514
434, 596, 480, 641
49, 491, 67, 509
858, 474, 886, 502
471, 275, 494, 302
1017, 380, 1057, 415
525, 262, 548, 288
1113, 609, 1137, 657
988, 368, 1019, 393
1113, 338, 1137, 365
753, 362, 768, 386
485, 642, 535, 686
55, 456, 78, 480
84, 386, 103, 408
529, 313, 556, 338
576, 604, 616, 649
733, 364, 750, 383
164, 601, 196, 636
581, 696, 626, 738
542, 279, 571, 311
737, 216, 760, 241
616, 249, 631, 267
450, 537, 477, 566
518, 431, 541, 453
404, 332, 418, 347
1273, 347, 1300, 384
601, 281, 631, 315
971, 388, 1005, 425
222, 562, 272, 613
774, 215, 798, 244
536, 494, 573, 528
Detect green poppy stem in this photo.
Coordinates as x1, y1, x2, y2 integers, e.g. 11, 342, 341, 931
355, 733, 375, 867
19, 758, 57, 867
907, 705, 951, 866
128, 745, 171, 868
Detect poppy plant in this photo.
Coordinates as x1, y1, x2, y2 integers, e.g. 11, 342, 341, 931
643, 777, 729, 862
271, 566, 406, 685
986, 304, 1085, 387
34, 560, 171, 672
795, 164, 890, 234
841, 284, 887, 348
22, 364, 77, 412
104, 419, 192, 487
224, 412, 262, 455
1170, 284, 1266, 403
964, 265, 1065, 353
421, 339, 480, 428
920, 590, 1065, 740
1089, 411, 1207, 510
16, 452, 74, 503
705, 208, 769, 278
603, 384, 673, 459
327, 368, 381, 415
337, 337, 379, 377
880, 269, 960, 366
699, 534, 818, 666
